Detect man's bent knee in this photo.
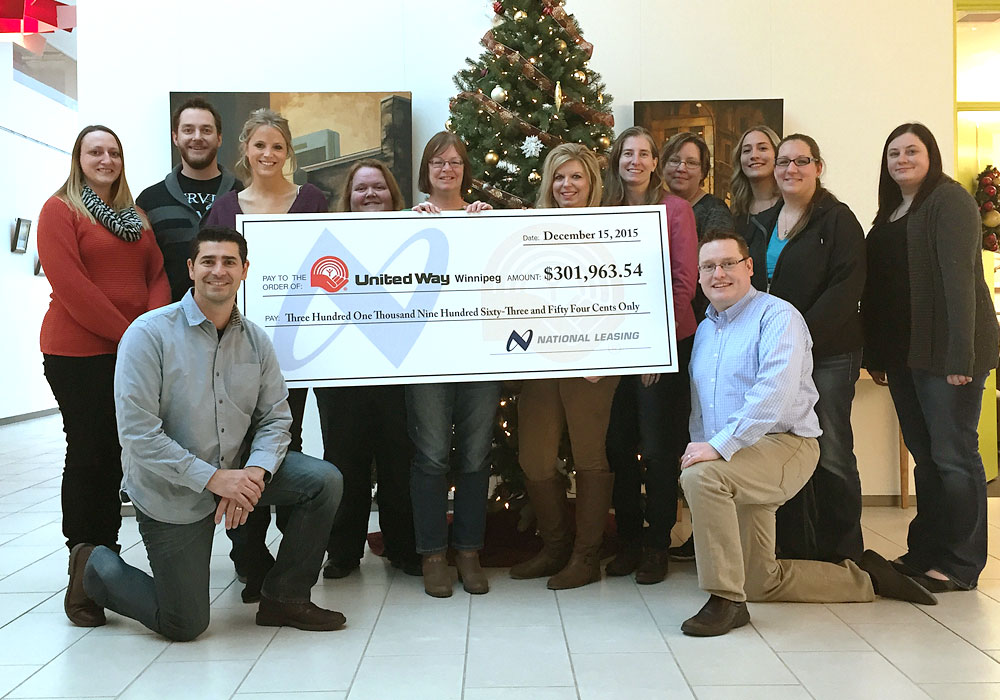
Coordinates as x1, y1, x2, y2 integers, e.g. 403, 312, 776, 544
159, 609, 210, 642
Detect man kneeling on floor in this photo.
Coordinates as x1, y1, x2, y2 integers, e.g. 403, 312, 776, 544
678, 230, 936, 638
63, 226, 346, 640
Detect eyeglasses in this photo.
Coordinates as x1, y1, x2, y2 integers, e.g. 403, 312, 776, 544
774, 156, 818, 168
429, 159, 464, 170
698, 257, 749, 275
665, 157, 702, 170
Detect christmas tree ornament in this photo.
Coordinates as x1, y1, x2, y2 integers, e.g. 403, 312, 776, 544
554, 81, 563, 112
987, 185, 997, 197
982, 175, 993, 187
490, 85, 508, 103
528, 169, 542, 184
485, 150, 500, 166
983, 201, 995, 212
493, 1, 504, 14
521, 135, 544, 158
985, 209, 1000, 228
513, 9, 527, 20
445, 118, 454, 131
572, 69, 587, 83
497, 159, 520, 173
555, 38, 567, 51
598, 135, 611, 149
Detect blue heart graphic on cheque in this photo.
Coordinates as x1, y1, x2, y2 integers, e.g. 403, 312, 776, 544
271, 226, 448, 370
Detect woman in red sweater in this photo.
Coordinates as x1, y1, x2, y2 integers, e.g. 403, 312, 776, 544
38, 125, 170, 626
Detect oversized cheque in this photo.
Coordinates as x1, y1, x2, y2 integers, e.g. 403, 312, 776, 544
238, 205, 677, 387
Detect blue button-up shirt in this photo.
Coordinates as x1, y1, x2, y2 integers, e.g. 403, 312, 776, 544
114, 291, 291, 524
689, 287, 821, 460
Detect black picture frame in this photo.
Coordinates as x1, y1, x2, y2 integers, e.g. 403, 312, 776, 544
11, 218, 31, 254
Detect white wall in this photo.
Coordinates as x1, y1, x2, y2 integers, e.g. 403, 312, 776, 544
7, 0, 955, 495
0, 42, 77, 420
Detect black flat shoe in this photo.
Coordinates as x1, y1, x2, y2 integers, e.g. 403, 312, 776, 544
322, 560, 360, 580
859, 550, 937, 605
911, 574, 969, 593
890, 558, 925, 578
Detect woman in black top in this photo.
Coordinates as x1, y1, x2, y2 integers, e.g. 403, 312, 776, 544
730, 125, 781, 291
862, 123, 999, 592
661, 132, 734, 238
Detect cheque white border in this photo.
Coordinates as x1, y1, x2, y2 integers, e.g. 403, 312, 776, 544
238, 205, 677, 387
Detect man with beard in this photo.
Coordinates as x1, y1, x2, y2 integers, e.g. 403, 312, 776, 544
137, 98, 242, 302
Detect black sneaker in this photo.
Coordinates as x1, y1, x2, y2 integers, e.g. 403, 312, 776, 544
668, 536, 695, 562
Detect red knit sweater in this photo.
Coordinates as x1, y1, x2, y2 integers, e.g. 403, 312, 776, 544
38, 196, 171, 357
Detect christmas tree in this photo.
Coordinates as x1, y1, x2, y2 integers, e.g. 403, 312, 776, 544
448, 0, 616, 209
975, 165, 1000, 251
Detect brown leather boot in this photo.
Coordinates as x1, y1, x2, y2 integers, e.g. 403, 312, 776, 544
548, 471, 613, 590
65, 543, 105, 627
510, 476, 573, 579
456, 550, 489, 594
421, 553, 453, 598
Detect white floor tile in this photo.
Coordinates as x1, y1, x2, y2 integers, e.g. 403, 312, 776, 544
916, 590, 1000, 649
851, 621, 1000, 682
469, 576, 561, 628
572, 652, 693, 699
665, 624, 798, 686
235, 693, 346, 700
0, 591, 50, 626
780, 650, 932, 699
365, 602, 469, 656
920, 683, 1000, 699
0, 665, 41, 697
748, 602, 872, 651
7, 631, 168, 697
238, 628, 369, 693
118, 659, 253, 699
0, 612, 90, 665
464, 689, 578, 700
465, 625, 573, 688
692, 686, 812, 700
157, 607, 278, 661
561, 602, 666, 653
347, 654, 464, 700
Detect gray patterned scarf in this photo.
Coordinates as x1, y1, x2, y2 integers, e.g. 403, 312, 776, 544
81, 184, 144, 242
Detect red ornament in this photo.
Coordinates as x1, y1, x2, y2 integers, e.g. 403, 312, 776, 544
987, 233, 998, 252
493, 1, 503, 14
981, 176, 994, 187
542, 5, 553, 14
987, 185, 997, 197
983, 201, 995, 212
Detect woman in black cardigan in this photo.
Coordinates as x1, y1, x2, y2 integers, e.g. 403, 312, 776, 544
862, 123, 999, 592
766, 134, 867, 564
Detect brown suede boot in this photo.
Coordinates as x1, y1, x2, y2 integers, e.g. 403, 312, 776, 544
510, 477, 573, 579
456, 550, 489, 594
421, 553, 453, 598
548, 471, 614, 590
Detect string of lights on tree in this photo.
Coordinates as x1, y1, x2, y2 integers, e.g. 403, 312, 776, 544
447, 0, 616, 209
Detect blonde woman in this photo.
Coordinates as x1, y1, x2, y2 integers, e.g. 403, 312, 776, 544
510, 143, 619, 590
730, 125, 781, 291
38, 125, 170, 626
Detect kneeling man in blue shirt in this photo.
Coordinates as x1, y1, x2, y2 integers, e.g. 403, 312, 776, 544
64, 226, 345, 640
678, 230, 936, 637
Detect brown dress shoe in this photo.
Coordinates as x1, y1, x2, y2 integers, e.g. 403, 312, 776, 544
681, 595, 750, 637
422, 553, 453, 598
634, 547, 669, 585
255, 596, 346, 631
65, 544, 105, 627
456, 550, 489, 594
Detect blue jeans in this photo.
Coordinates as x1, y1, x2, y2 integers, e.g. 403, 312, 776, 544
405, 382, 501, 554
83, 451, 343, 641
887, 367, 988, 588
607, 335, 693, 548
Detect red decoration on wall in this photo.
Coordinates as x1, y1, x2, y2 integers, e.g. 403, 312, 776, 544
0, 0, 76, 47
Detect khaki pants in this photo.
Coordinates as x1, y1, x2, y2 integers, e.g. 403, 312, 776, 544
518, 377, 620, 481
679, 433, 874, 603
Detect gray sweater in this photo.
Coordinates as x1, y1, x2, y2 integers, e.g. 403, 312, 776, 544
906, 177, 999, 377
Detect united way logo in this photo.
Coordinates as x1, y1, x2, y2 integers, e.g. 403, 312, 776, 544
506, 329, 533, 352
310, 256, 349, 293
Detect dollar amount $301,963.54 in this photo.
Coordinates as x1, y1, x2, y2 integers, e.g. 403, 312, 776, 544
543, 263, 643, 283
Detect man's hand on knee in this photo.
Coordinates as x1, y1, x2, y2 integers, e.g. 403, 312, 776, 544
215, 496, 251, 529
680, 442, 721, 470
205, 468, 263, 509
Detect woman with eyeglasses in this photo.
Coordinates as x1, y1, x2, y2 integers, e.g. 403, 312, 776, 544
862, 123, 998, 593
661, 132, 734, 239
38, 125, 170, 625
730, 126, 782, 292
407, 131, 497, 598
600, 127, 698, 583
509, 143, 619, 590
766, 133, 866, 564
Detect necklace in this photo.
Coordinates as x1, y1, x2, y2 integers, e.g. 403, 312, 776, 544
777, 208, 802, 239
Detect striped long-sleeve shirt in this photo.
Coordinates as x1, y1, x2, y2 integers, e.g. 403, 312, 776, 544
689, 287, 821, 460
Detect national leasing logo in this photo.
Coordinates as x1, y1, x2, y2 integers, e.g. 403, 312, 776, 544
506, 329, 533, 352
310, 256, 349, 293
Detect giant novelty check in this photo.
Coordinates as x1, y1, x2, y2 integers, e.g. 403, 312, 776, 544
238, 205, 677, 387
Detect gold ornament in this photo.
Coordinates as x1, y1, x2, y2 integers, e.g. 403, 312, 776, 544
445, 118, 454, 131
572, 69, 587, 83
598, 135, 611, 149
985, 209, 1000, 228
555, 38, 567, 51
485, 150, 500, 166
554, 81, 563, 112
490, 85, 508, 103
528, 169, 542, 184
597, 92, 604, 104
529, 56, 538, 64
513, 9, 527, 20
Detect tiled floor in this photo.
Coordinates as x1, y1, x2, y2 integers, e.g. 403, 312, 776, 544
1, 415, 1000, 699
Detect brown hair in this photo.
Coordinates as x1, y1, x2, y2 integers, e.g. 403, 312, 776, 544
729, 125, 781, 217
337, 159, 405, 213
661, 132, 711, 184
171, 97, 222, 134
776, 133, 827, 240
698, 228, 749, 259
536, 143, 603, 209
417, 131, 472, 195
602, 126, 663, 206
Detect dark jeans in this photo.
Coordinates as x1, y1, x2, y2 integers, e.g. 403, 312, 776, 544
83, 451, 343, 641
405, 381, 500, 554
776, 350, 863, 562
315, 385, 416, 566
226, 387, 308, 578
887, 367, 988, 588
607, 335, 693, 549
43, 354, 122, 550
